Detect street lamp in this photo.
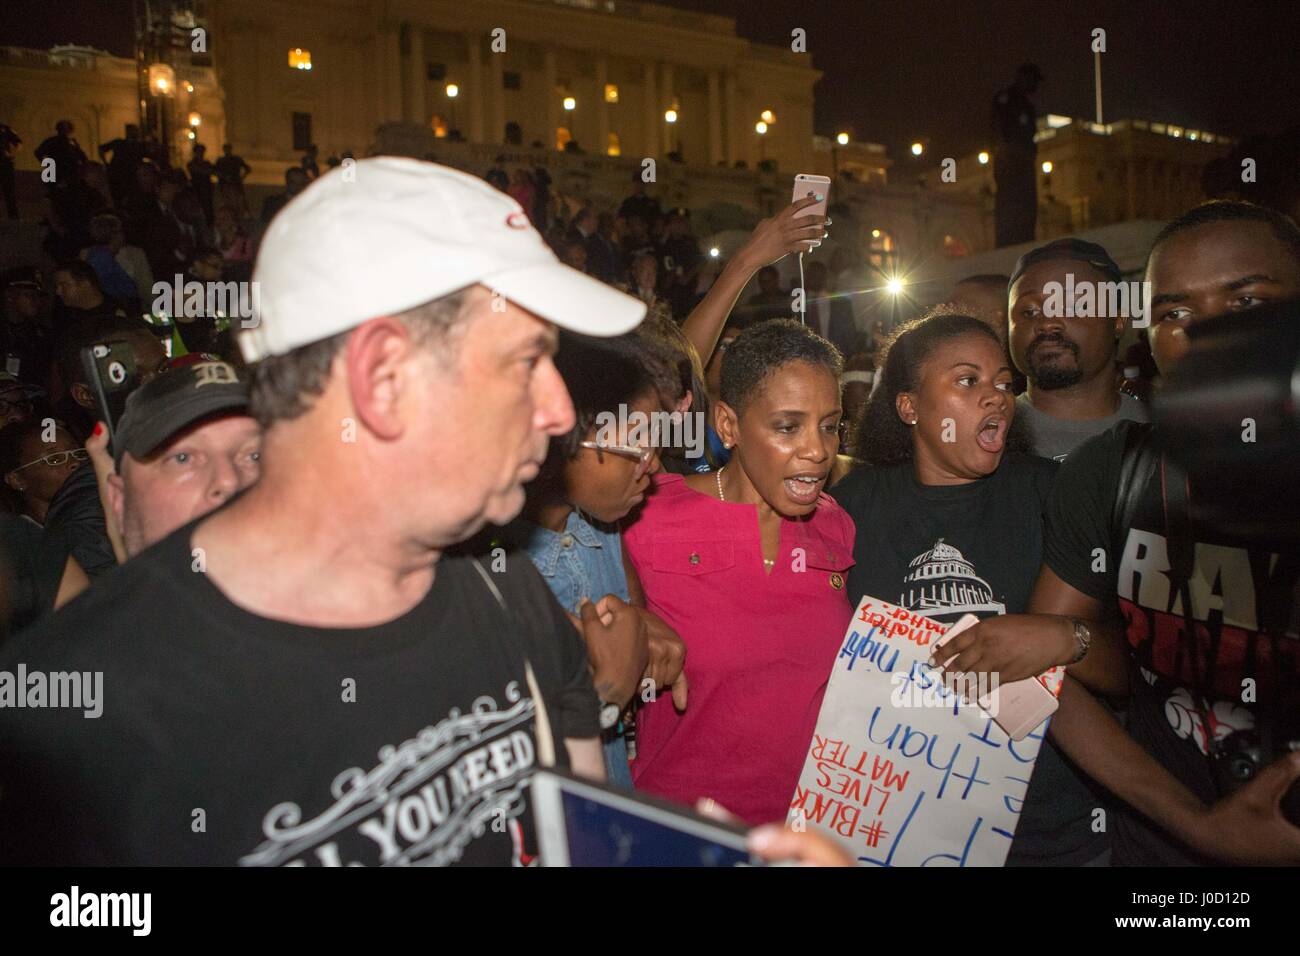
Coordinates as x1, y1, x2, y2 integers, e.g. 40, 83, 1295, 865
833, 131, 850, 178
148, 62, 175, 96
761, 109, 776, 125
188, 111, 201, 127
978, 150, 989, 165
563, 96, 576, 111
755, 120, 767, 163
445, 83, 459, 132
1041, 160, 1053, 174
910, 141, 924, 157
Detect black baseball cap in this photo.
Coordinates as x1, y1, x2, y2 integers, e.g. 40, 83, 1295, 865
1008, 237, 1122, 292
113, 360, 250, 468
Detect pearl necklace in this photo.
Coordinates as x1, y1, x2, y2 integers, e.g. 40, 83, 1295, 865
715, 466, 775, 569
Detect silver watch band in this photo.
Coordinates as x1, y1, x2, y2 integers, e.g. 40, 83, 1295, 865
1068, 618, 1091, 665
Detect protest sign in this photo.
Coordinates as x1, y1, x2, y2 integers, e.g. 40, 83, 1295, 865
789, 595, 1063, 866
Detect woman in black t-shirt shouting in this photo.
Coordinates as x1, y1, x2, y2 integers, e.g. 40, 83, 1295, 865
832, 309, 1112, 866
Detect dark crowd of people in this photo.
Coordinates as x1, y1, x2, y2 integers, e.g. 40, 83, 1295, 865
0, 115, 1297, 868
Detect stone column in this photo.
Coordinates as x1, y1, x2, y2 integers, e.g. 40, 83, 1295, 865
543, 47, 559, 149
642, 60, 659, 157
707, 70, 722, 165
382, 24, 403, 124
406, 25, 426, 125
467, 33, 485, 143
659, 62, 674, 152
595, 56, 610, 156
722, 70, 738, 165
487, 34, 505, 144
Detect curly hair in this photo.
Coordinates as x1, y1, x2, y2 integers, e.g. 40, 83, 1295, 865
857, 307, 1031, 467
720, 319, 843, 413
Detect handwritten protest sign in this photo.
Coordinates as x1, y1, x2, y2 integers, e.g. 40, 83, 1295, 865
789, 595, 1063, 866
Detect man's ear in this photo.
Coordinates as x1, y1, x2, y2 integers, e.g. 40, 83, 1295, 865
4, 470, 23, 493
106, 472, 126, 533
895, 391, 917, 427
714, 400, 740, 448
71, 383, 96, 410
344, 317, 414, 442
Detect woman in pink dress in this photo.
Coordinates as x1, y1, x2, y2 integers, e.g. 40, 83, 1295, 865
623, 320, 855, 825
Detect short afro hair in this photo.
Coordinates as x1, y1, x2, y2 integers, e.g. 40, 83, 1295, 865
1151, 200, 1300, 265
720, 319, 843, 413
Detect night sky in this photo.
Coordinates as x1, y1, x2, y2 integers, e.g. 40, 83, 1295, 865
6, 0, 1299, 160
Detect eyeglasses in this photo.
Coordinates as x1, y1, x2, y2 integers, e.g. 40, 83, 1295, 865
12, 448, 88, 471
578, 441, 655, 477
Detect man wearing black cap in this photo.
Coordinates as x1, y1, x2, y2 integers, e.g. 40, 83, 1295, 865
992, 64, 1044, 247
106, 360, 261, 559
1008, 238, 1148, 461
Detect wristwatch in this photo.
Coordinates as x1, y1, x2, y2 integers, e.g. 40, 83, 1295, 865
1067, 618, 1092, 665
599, 700, 621, 730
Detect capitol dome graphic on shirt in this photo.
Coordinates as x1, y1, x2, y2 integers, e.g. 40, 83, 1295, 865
900, 538, 1006, 619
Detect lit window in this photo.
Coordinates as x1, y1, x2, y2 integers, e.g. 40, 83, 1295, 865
288, 48, 312, 71
604, 84, 619, 103
606, 132, 621, 157
556, 126, 572, 151
431, 116, 448, 138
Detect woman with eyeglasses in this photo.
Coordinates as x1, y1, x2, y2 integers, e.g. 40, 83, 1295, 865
621, 320, 855, 825
500, 330, 687, 788
0, 420, 87, 526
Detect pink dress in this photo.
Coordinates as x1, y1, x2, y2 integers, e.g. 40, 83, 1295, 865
622, 473, 856, 825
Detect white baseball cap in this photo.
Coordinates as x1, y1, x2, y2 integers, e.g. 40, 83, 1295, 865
241, 157, 646, 361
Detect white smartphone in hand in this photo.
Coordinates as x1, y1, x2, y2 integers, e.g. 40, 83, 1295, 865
792, 173, 831, 250
935, 614, 1059, 741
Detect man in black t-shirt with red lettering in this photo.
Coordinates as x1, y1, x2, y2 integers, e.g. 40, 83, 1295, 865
936, 201, 1300, 864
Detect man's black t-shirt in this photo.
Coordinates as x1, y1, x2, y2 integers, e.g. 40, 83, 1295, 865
1043, 420, 1300, 865
0, 522, 600, 865
832, 452, 1111, 866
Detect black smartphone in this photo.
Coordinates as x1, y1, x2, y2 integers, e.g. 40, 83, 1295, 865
79, 341, 140, 447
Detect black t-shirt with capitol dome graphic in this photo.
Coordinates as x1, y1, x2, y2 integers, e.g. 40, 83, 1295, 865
832, 452, 1112, 866
0, 519, 600, 866
1043, 420, 1300, 865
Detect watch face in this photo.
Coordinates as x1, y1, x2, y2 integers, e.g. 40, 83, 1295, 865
600, 703, 621, 729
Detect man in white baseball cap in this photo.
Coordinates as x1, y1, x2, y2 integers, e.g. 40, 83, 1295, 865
0, 158, 649, 865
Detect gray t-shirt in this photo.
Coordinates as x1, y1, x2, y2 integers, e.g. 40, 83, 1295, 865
1015, 392, 1149, 462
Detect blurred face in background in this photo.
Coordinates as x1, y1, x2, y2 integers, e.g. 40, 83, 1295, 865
950, 279, 1009, 345
3, 284, 48, 324
5, 425, 83, 521
704, 327, 741, 401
